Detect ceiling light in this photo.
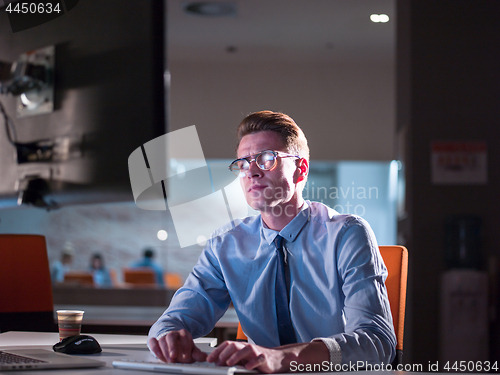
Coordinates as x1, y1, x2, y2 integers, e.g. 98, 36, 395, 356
157, 230, 168, 241
184, 2, 237, 17
370, 14, 390, 23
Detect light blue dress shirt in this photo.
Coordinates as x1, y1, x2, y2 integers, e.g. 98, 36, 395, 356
149, 201, 396, 365
50, 260, 70, 283
90, 268, 112, 287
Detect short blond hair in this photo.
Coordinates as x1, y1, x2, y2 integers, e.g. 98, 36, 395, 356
236, 111, 309, 162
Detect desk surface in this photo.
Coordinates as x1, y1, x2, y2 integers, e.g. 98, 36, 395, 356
0, 331, 148, 347
0, 332, 440, 375
0, 332, 217, 375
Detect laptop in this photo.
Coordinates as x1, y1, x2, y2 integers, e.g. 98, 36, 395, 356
0, 348, 105, 371
112, 359, 258, 375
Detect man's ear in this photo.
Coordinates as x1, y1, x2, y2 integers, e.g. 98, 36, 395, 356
295, 158, 309, 183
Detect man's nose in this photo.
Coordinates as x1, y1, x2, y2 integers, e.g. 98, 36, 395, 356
246, 160, 263, 177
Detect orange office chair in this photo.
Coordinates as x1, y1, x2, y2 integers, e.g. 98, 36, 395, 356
122, 268, 157, 286
0, 234, 56, 333
108, 268, 119, 287
236, 245, 408, 365
64, 271, 95, 286
164, 272, 183, 289
379, 245, 409, 365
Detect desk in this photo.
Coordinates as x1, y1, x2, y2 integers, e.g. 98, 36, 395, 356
0, 332, 144, 347
0, 332, 216, 375
52, 286, 175, 307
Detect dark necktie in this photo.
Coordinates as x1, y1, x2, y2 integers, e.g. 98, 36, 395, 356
275, 235, 296, 345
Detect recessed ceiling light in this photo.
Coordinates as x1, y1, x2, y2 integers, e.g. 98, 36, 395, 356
184, 2, 237, 17
370, 14, 390, 23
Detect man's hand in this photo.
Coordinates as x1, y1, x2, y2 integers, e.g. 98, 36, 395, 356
148, 329, 207, 364
207, 340, 330, 374
207, 341, 286, 373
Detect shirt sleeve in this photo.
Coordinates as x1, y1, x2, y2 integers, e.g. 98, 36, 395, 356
311, 337, 342, 365
148, 238, 232, 342
325, 216, 397, 366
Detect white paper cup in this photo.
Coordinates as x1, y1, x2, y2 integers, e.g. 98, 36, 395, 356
56, 310, 84, 341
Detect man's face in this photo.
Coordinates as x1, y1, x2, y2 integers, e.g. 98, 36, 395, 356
237, 131, 301, 214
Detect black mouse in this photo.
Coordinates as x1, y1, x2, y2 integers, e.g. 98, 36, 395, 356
53, 334, 102, 354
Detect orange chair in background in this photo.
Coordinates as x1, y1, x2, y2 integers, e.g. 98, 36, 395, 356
108, 268, 119, 287
64, 271, 94, 286
164, 272, 183, 289
0, 234, 56, 333
122, 268, 156, 286
236, 245, 408, 365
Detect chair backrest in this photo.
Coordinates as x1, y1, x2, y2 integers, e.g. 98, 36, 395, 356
164, 272, 183, 289
64, 271, 95, 286
379, 245, 408, 358
0, 234, 56, 332
235, 245, 408, 363
108, 267, 119, 287
123, 267, 157, 286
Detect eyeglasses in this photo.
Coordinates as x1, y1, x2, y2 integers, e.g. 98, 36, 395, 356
229, 150, 300, 177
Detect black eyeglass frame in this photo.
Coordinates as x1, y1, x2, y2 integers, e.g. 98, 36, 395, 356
228, 149, 300, 177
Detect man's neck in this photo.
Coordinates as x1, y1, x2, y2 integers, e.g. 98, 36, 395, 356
261, 198, 304, 231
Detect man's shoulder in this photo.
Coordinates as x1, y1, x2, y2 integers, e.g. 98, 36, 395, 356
308, 201, 370, 227
210, 214, 261, 241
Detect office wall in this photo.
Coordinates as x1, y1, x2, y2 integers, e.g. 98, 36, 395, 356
168, 60, 396, 161
397, 0, 500, 364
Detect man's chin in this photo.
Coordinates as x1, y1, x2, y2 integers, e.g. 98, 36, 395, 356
246, 198, 267, 213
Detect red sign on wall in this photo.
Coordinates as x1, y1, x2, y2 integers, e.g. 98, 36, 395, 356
431, 141, 487, 185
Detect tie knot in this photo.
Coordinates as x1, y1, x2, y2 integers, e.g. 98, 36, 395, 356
275, 235, 284, 250
275, 235, 287, 264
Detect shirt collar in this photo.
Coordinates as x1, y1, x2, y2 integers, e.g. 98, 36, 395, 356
261, 200, 311, 245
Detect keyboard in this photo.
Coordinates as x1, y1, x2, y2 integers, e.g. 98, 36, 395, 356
112, 359, 258, 374
0, 351, 47, 365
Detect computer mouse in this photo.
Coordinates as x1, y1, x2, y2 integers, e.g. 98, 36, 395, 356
53, 334, 102, 354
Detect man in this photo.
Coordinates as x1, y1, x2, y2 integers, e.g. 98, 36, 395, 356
51, 241, 75, 283
130, 248, 165, 286
148, 111, 396, 373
